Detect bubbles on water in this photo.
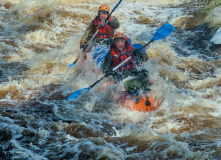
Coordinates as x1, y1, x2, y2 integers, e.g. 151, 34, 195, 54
1, 0, 221, 159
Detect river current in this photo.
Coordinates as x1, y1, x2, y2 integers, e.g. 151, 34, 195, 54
0, 0, 221, 159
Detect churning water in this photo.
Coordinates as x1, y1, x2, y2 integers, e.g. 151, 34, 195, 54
0, 0, 221, 159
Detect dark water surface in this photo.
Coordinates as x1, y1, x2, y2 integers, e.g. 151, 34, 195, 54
1, 0, 221, 159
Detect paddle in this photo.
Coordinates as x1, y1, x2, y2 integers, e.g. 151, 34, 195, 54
66, 23, 175, 100
68, 0, 123, 68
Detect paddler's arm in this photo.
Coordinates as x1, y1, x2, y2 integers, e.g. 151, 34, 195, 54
132, 47, 149, 62
108, 16, 120, 29
80, 20, 93, 49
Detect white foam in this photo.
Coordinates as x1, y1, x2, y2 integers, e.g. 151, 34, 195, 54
210, 27, 221, 44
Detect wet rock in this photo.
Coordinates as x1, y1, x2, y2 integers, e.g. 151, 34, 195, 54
171, 4, 221, 60
205, 6, 221, 29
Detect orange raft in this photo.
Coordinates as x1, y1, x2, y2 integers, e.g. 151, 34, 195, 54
102, 82, 159, 112
117, 92, 159, 112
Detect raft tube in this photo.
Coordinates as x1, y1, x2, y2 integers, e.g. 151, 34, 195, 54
118, 92, 159, 112
102, 83, 159, 113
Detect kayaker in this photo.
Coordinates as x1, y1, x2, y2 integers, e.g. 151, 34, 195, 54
80, 5, 120, 49
102, 32, 151, 105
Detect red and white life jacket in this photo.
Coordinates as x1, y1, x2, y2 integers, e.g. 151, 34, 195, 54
111, 43, 136, 71
93, 16, 114, 39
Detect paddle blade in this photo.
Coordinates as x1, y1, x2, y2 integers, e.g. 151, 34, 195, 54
68, 62, 75, 68
66, 87, 90, 100
132, 43, 146, 53
152, 23, 175, 41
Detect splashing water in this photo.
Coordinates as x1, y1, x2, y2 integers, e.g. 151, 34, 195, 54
0, 0, 221, 159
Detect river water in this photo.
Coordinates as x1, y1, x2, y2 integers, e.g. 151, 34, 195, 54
0, 0, 221, 159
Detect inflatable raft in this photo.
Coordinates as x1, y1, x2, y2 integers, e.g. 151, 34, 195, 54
102, 82, 159, 113
118, 92, 159, 112
94, 43, 159, 112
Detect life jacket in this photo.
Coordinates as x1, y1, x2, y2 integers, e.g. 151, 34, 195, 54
111, 42, 136, 71
93, 16, 114, 39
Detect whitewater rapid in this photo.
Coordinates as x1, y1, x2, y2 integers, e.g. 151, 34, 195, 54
0, 0, 221, 159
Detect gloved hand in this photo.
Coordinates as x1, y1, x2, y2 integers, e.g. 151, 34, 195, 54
101, 19, 109, 26
104, 70, 115, 77
133, 49, 140, 56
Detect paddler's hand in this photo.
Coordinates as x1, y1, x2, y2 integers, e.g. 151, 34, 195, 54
104, 70, 115, 77
133, 49, 140, 56
101, 19, 109, 26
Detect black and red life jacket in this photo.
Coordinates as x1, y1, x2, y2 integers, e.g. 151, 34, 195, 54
111, 42, 136, 71
93, 16, 114, 39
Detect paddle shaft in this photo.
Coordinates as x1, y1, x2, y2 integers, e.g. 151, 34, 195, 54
140, 40, 153, 51
67, 23, 175, 100
89, 39, 153, 89
82, 29, 100, 52
113, 39, 153, 71
89, 75, 106, 89
68, 1, 122, 67
113, 23, 175, 68
70, 1, 122, 66
79, 0, 123, 56
70, 6, 119, 66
